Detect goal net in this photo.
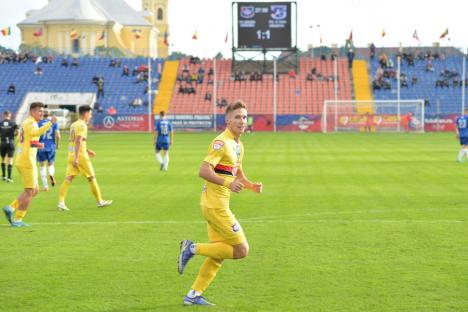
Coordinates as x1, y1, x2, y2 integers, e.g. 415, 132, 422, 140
321, 100, 425, 133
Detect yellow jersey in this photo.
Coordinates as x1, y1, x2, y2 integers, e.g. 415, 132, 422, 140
15, 116, 52, 168
68, 119, 89, 161
201, 128, 244, 208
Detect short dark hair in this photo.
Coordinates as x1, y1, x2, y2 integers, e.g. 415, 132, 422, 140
3, 110, 11, 116
30, 102, 45, 111
225, 100, 247, 115
79, 105, 92, 115
159, 111, 165, 117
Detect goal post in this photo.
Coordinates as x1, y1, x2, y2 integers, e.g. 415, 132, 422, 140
321, 100, 425, 133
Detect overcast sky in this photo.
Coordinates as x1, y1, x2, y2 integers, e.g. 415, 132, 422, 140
0, 0, 466, 57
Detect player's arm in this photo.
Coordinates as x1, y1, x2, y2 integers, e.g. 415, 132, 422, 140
236, 167, 263, 193
455, 124, 460, 138
73, 135, 82, 166
55, 130, 61, 149
199, 161, 243, 193
153, 130, 158, 145
31, 117, 56, 136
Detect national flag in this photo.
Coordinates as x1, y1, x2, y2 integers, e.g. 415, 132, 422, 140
348, 30, 353, 41
192, 30, 198, 40
33, 28, 43, 37
70, 30, 78, 39
381, 29, 386, 37
98, 30, 105, 40
412, 30, 419, 41
1, 27, 11, 36
163, 32, 169, 45
439, 28, 448, 39
134, 30, 142, 39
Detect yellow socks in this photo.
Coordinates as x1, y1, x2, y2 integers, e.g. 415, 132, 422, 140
13, 209, 27, 222
58, 179, 71, 203
10, 199, 19, 210
89, 179, 103, 202
196, 242, 234, 259
192, 258, 223, 292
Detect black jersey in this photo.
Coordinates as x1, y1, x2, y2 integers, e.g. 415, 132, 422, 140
0, 119, 18, 144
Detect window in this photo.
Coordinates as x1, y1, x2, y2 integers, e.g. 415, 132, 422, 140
157, 8, 163, 20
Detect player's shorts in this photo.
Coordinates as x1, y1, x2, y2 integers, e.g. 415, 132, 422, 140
156, 141, 170, 151
460, 137, 468, 145
201, 205, 246, 245
65, 158, 95, 178
16, 165, 38, 189
37, 150, 56, 163
0, 142, 15, 158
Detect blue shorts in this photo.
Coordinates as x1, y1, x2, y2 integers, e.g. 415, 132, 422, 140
460, 137, 468, 145
156, 142, 170, 151
37, 150, 56, 163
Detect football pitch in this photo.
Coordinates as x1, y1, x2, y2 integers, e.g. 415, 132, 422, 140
0, 132, 467, 311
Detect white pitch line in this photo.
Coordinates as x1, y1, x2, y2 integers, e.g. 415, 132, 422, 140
0, 219, 464, 227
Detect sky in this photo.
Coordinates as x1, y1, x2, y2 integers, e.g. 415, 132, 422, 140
0, 0, 466, 57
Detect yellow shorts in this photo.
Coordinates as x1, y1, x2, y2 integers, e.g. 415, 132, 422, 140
202, 206, 246, 245
65, 158, 95, 178
16, 165, 38, 189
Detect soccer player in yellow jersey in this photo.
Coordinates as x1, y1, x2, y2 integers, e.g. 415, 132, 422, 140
57, 105, 112, 211
178, 101, 263, 306
2, 102, 57, 227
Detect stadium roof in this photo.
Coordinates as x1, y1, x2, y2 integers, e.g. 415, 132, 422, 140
18, 0, 151, 26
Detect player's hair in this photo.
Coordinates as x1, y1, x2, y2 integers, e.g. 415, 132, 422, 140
3, 110, 11, 116
159, 111, 165, 117
29, 102, 45, 111
225, 100, 247, 115
79, 105, 92, 115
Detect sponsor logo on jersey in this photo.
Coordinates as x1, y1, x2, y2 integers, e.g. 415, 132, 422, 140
232, 222, 240, 233
213, 140, 224, 151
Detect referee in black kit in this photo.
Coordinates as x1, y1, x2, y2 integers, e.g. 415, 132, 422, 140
1, 111, 18, 182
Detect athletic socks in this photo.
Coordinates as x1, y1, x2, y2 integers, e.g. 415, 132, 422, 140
1, 163, 5, 178
155, 153, 163, 164
458, 148, 465, 162
48, 165, 55, 177
40, 166, 48, 189
7, 164, 12, 179
163, 154, 169, 170
89, 179, 103, 202
58, 179, 71, 203
191, 258, 223, 293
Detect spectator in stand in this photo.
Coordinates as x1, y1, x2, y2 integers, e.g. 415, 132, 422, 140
34, 66, 43, 76
136, 72, 144, 84
107, 105, 117, 115
400, 74, 408, 88
288, 69, 296, 79
187, 83, 196, 94
116, 59, 122, 67
424, 98, 430, 108
122, 65, 129, 77
411, 75, 417, 86
97, 79, 104, 98
249, 72, 256, 81
369, 43, 376, 60
61, 58, 69, 67
306, 73, 315, 81
7, 84, 15, 94
383, 79, 391, 90
130, 97, 143, 108
191, 72, 198, 82
375, 67, 384, 80
425, 60, 434, 72
379, 54, 388, 68
132, 66, 139, 76
198, 67, 205, 75
94, 102, 103, 114
71, 58, 80, 67
347, 49, 355, 68
197, 73, 204, 84
208, 68, 214, 77
453, 77, 460, 87
205, 91, 212, 102
109, 59, 117, 67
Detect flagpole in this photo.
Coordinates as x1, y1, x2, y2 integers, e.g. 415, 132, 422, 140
148, 57, 152, 133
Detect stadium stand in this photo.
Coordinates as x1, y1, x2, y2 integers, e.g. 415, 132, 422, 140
0, 53, 163, 116
168, 57, 353, 115
369, 52, 466, 114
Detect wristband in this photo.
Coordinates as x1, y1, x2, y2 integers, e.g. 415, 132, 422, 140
223, 179, 231, 188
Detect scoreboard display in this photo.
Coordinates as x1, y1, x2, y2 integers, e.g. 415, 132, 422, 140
237, 2, 292, 49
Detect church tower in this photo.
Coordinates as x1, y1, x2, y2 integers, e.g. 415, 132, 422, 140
142, 0, 169, 58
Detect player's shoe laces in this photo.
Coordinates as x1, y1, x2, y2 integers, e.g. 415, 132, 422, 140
57, 202, 70, 212
178, 240, 195, 274
97, 200, 113, 208
49, 175, 56, 187
3, 206, 14, 224
11, 220, 30, 227
183, 295, 215, 306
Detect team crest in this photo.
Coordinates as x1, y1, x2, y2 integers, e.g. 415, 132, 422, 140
270, 5, 287, 20
232, 222, 240, 232
213, 140, 224, 151
240, 6, 255, 18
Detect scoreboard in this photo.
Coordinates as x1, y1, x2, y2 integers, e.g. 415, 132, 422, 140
236, 2, 292, 49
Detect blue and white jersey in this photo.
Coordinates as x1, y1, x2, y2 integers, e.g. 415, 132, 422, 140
39, 119, 59, 151
155, 118, 172, 144
456, 116, 468, 138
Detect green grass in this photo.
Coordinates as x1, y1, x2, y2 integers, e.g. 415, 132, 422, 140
0, 132, 467, 311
